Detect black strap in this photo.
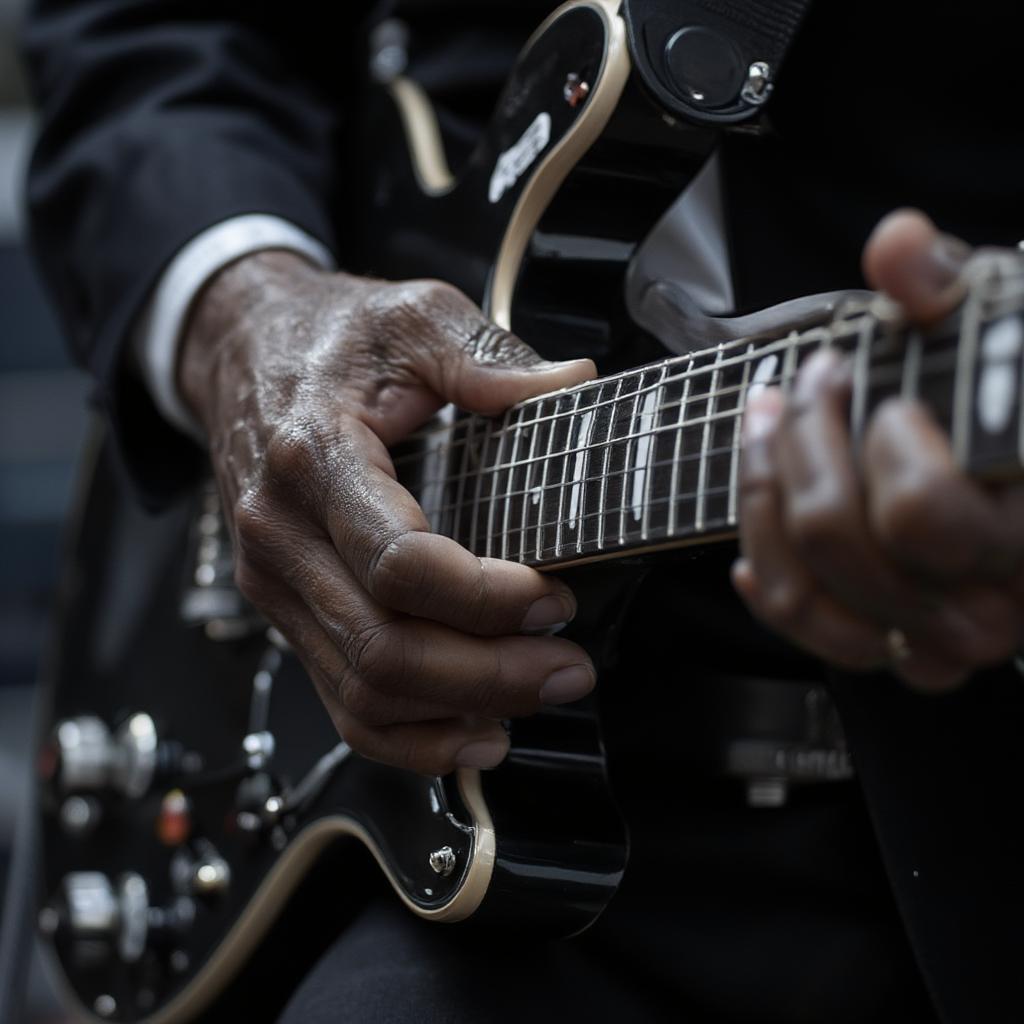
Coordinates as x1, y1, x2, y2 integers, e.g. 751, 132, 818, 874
621, 0, 814, 126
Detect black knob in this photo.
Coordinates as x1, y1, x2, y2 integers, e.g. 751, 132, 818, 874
663, 26, 745, 109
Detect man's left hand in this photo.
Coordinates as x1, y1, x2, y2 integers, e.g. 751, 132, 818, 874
733, 209, 1024, 691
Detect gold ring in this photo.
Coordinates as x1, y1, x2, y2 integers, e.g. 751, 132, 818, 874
886, 628, 912, 663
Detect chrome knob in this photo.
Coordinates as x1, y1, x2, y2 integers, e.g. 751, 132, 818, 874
53, 717, 114, 792
117, 873, 150, 963
52, 871, 151, 964
62, 871, 118, 940
52, 712, 159, 797
112, 713, 159, 798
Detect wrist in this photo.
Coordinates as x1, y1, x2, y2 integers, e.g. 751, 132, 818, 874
177, 250, 326, 427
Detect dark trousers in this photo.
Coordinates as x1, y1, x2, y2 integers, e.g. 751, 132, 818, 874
278, 777, 938, 1023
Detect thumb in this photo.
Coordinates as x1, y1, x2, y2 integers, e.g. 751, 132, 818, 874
862, 208, 971, 324
363, 281, 597, 442
436, 288, 596, 417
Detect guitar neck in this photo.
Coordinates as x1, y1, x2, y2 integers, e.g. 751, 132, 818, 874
401, 253, 1024, 570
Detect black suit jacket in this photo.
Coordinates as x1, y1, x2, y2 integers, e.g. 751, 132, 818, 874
22, 1, 1024, 1021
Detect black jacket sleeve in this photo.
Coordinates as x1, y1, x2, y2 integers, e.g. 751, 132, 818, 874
22, 0, 374, 503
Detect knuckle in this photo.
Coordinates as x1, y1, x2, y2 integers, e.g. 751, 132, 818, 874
232, 491, 275, 557
340, 677, 393, 725
366, 533, 428, 608
412, 277, 462, 308
343, 618, 421, 691
264, 429, 318, 488
344, 619, 396, 682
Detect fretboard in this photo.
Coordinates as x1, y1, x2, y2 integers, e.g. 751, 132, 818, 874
397, 252, 1024, 570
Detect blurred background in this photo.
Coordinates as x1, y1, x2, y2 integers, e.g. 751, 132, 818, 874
1, 0, 89, 1018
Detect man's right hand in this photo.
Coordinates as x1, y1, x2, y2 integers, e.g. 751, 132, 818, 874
178, 251, 598, 775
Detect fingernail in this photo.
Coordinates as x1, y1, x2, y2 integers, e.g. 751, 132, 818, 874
522, 593, 576, 632
540, 664, 596, 705
455, 737, 509, 769
742, 390, 784, 445
923, 233, 971, 290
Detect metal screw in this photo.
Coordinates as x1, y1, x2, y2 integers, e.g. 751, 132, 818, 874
740, 62, 772, 106
428, 845, 456, 877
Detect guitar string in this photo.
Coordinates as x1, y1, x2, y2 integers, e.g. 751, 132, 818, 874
390, 323, 957, 460
404, 350, 962, 495
391, 340, 960, 474
418, 347, 990, 536
392, 331, 845, 457
423, 438, 761, 524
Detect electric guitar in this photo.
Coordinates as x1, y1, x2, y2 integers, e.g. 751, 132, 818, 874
36, 2, 1024, 1021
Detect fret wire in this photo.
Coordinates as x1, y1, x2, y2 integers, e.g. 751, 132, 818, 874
619, 377, 645, 546
411, 352, 962, 497
780, 330, 800, 395
695, 344, 724, 533
667, 357, 694, 537
517, 402, 542, 565
569, 392, 597, 553
496, 480, 741, 556
902, 329, 924, 399
451, 414, 474, 548
597, 377, 624, 553
393, 328, 831, 464
434, 433, 749, 529
485, 409, 512, 559
500, 405, 526, 562
850, 316, 875, 438
952, 282, 983, 466
393, 336, 963, 473
728, 342, 754, 527
1019, 320, 1024, 471
536, 396, 560, 562
468, 418, 492, 556
555, 390, 583, 559
639, 367, 667, 542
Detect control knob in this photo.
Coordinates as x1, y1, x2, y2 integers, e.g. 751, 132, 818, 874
49, 712, 165, 798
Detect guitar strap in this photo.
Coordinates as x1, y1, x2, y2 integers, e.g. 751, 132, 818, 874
621, 0, 814, 126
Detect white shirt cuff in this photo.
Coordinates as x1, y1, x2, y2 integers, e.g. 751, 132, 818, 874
133, 214, 335, 440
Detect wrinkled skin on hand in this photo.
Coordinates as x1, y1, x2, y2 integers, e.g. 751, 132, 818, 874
179, 252, 598, 774
733, 210, 1024, 691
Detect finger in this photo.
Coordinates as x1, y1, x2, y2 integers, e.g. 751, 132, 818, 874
314, 418, 577, 634
736, 388, 889, 670
863, 398, 1024, 580
235, 569, 464, 725
771, 350, 986, 662
279, 534, 595, 717
932, 585, 1023, 668
352, 279, 596, 442
731, 558, 887, 670
328, 705, 511, 776
861, 208, 970, 324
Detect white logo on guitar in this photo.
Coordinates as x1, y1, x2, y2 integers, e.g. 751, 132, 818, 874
489, 112, 552, 204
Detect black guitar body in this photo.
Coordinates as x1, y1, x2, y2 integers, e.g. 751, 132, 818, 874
36, 5, 735, 1018
40, 437, 634, 1021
